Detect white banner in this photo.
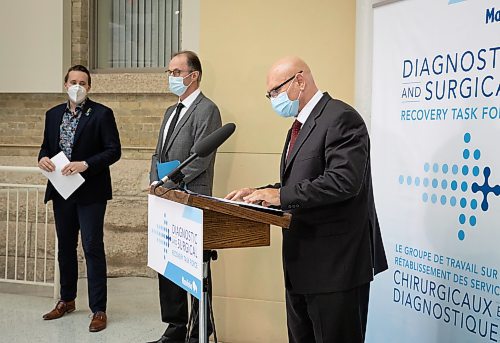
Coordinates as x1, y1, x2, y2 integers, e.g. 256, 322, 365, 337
368, 1, 499, 342
148, 194, 203, 299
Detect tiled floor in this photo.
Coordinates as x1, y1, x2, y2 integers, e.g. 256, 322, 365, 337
0, 277, 213, 343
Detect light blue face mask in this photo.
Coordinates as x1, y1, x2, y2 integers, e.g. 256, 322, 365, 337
168, 73, 193, 96
270, 82, 302, 118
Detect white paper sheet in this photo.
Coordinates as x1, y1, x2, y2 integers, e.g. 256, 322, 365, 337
40, 152, 85, 200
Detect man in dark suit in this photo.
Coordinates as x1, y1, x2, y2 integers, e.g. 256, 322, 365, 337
148, 51, 222, 343
38, 65, 121, 332
226, 56, 387, 342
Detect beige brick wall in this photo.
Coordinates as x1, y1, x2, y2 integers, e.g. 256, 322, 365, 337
71, 0, 88, 66
0, 93, 176, 159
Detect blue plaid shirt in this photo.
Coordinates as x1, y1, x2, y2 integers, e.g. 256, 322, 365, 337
59, 99, 86, 160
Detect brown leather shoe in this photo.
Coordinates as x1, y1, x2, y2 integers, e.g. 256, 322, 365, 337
42, 300, 76, 320
89, 311, 107, 332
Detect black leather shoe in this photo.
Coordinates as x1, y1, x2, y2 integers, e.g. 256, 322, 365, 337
146, 336, 184, 343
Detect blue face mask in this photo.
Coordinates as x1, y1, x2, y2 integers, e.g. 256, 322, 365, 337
270, 82, 301, 118
168, 73, 193, 96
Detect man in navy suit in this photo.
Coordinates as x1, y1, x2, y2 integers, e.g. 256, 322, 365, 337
226, 56, 387, 343
38, 65, 121, 332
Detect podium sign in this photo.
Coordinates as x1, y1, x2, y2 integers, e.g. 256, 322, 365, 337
148, 194, 203, 299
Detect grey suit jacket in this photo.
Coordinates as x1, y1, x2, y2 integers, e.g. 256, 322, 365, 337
150, 92, 222, 196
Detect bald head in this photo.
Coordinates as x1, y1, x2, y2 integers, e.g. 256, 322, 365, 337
266, 56, 318, 112
268, 56, 309, 79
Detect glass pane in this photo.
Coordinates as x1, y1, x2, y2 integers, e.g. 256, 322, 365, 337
94, 0, 181, 70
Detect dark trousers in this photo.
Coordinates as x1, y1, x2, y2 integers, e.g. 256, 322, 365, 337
286, 283, 370, 343
159, 254, 213, 340
52, 197, 107, 313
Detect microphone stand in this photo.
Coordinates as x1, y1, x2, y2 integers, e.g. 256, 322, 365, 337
185, 252, 218, 343
153, 153, 199, 190
200, 251, 210, 343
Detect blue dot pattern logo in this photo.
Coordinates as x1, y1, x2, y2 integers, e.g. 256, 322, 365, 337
398, 132, 499, 241
152, 212, 173, 260
472, 167, 500, 211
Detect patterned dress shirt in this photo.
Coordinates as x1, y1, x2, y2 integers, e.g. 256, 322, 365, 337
59, 99, 86, 160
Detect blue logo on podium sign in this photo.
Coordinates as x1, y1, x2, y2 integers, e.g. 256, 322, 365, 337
399, 132, 499, 241
152, 212, 173, 260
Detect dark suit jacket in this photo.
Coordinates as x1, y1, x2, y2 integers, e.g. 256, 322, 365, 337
38, 99, 121, 204
277, 92, 387, 294
150, 92, 222, 196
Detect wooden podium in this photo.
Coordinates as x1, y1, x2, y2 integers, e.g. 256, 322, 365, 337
149, 187, 291, 250
149, 186, 291, 342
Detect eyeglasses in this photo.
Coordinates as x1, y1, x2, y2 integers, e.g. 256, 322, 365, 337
165, 69, 192, 77
266, 71, 303, 99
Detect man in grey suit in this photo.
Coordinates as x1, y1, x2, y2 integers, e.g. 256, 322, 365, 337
148, 51, 222, 343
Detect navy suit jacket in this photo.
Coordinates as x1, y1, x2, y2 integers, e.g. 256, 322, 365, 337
278, 93, 387, 294
38, 99, 121, 204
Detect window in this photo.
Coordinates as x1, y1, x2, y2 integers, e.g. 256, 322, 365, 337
91, 0, 181, 70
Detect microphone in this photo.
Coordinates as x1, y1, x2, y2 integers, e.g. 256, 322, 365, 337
193, 122, 236, 157
154, 123, 236, 188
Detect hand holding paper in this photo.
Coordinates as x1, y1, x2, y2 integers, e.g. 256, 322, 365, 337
39, 152, 85, 200
38, 156, 56, 172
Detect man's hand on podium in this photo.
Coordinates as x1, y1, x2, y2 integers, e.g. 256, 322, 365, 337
224, 187, 256, 202
225, 187, 281, 208
243, 188, 280, 207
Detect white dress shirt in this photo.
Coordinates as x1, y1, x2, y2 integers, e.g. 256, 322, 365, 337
286, 90, 323, 155
161, 88, 201, 148
296, 90, 323, 125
